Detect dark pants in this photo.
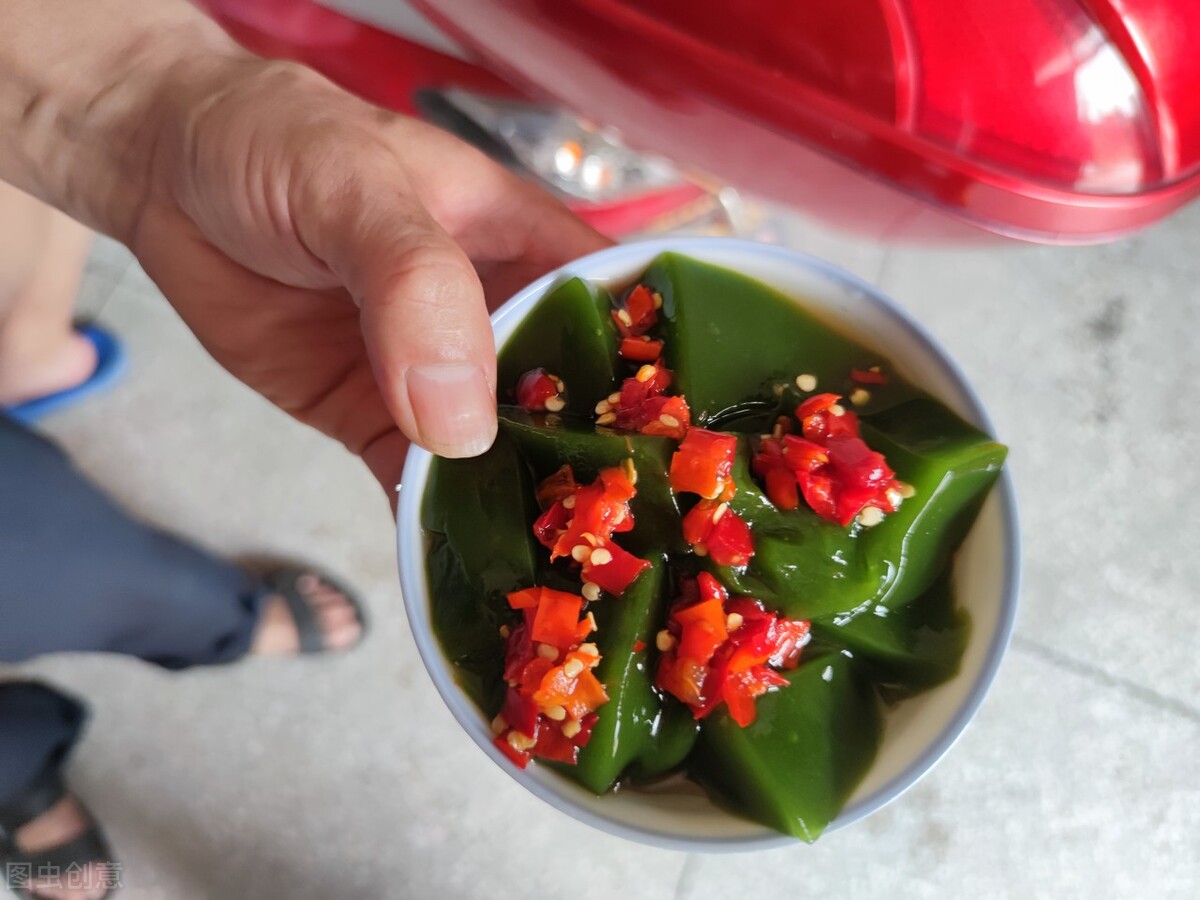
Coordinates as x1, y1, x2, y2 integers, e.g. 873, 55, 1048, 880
0, 413, 262, 808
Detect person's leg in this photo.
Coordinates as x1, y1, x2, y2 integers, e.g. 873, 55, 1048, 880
0, 683, 109, 900
0, 180, 96, 407
0, 414, 264, 668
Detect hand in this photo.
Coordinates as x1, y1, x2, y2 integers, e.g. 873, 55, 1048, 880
126, 56, 609, 491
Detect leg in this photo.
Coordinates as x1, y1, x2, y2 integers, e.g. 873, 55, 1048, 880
0, 414, 262, 669
0, 181, 96, 407
0, 683, 109, 900
0, 414, 363, 667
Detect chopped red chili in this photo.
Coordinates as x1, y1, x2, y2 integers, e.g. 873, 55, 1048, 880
670, 428, 737, 500
656, 575, 809, 727
850, 367, 888, 385
611, 284, 660, 338
516, 368, 565, 412
618, 336, 665, 363
753, 393, 903, 526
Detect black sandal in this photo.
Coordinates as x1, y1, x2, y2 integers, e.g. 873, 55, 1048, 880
259, 565, 368, 654
0, 759, 116, 899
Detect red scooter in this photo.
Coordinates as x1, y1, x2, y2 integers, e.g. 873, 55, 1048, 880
198, 0, 1200, 244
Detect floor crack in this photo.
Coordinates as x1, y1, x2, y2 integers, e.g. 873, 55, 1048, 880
1011, 634, 1200, 725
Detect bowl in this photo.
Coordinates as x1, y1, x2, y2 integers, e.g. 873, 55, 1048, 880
396, 237, 1020, 851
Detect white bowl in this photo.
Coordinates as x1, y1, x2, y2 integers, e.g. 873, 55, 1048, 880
397, 237, 1020, 852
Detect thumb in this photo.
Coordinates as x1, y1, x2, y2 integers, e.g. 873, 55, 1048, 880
316, 191, 497, 459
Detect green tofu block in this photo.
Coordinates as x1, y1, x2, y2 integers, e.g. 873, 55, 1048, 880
499, 409, 685, 556
721, 398, 1006, 620
422, 433, 539, 711
643, 252, 919, 424
811, 567, 970, 699
497, 276, 618, 418
562, 561, 699, 793
689, 652, 882, 843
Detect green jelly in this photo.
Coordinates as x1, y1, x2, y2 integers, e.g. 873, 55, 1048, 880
422, 433, 539, 711
811, 568, 969, 700
689, 652, 882, 843
560, 561, 698, 792
499, 409, 686, 556
423, 251, 1006, 839
497, 276, 617, 418
720, 399, 1006, 620
643, 252, 919, 423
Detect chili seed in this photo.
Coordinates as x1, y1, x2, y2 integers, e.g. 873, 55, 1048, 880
578, 642, 599, 658
652, 291, 664, 309
885, 487, 903, 508
597, 412, 617, 425
726, 612, 744, 631
795, 373, 817, 392
713, 502, 729, 523
562, 719, 582, 739
581, 531, 599, 547
656, 629, 676, 652
563, 658, 585, 678
499, 624, 510, 638
545, 395, 566, 412
830, 404, 846, 416
636, 364, 657, 383
659, 413, 680, 428
589, 547, 613, 566
571, 545, 591, 562
595, 399, 612, 415
622, 458, 638, 484
508, 730, 537, 751
859, 506, 884, 527
899, 482, 916, 499
583, 611, 597, 632
562, 495, 576, 509
694, 543, 709, 557
617, 309, 633, 327
551, 377, 565, 391
537, 643, 559, 660
582, 581, 601, 602
544, 704, 567, 721
608, 392, 622, 404
491, 714, 508, 735
849, 388, 870, 407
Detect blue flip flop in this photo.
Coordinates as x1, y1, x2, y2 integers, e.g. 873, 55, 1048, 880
2, 324, 127, 425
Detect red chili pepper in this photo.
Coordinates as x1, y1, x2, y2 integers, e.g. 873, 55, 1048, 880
655, 577, 808, 727
501, 685, 539, 738
533, 500, 572, 550
850, 367, 888, 385
611, 284, 660, 337
530, 589, 585, 649
681, 501, 754, 567
752, 394, 903, 526
516, 368, 564, 412
636, 395, 691, 440
581, 540, 651, 596
531, 725, 580, 764
670, 428, 738, 500
535, 465, 578, 510
633, 640, 646, 653
618, 336, 664, 362
494, 733, 531, 769
550, 467, 637, 561
572, 712, 599, 748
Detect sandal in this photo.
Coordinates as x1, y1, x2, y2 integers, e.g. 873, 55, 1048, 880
259, 565, 368, 654
0, 759, 116, 899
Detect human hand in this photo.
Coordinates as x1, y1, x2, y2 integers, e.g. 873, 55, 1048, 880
124, 55, 608, 491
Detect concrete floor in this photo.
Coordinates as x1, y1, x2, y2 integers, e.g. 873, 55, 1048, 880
7, 199, 1198, 898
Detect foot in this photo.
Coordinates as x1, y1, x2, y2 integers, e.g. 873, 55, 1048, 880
0, 331, 97, 408
12, 795, 112, 900
250, 571, 363, 655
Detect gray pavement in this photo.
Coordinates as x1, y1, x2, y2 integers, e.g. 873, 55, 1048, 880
6, 201, 1198, 898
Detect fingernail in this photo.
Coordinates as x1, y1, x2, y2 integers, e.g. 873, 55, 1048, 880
407, 364, 496, 457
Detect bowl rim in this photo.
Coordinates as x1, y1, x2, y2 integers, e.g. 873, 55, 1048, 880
397, 236, 1020, 852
